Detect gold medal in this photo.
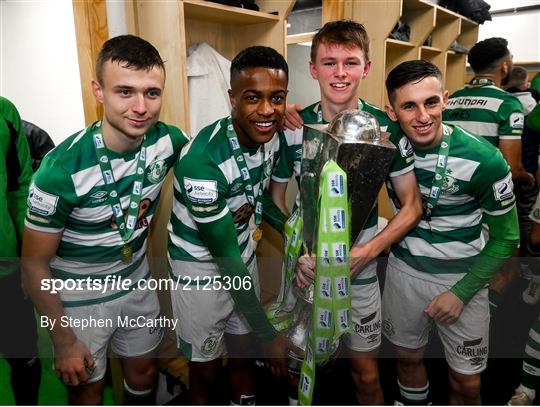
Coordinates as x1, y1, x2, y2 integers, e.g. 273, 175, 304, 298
121, 243, 133, 264
252, 227, 263, 242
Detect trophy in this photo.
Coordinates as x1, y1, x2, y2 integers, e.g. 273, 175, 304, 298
287, 109, 396, 372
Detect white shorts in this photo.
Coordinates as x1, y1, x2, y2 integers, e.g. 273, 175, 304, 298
169, 259, 260, 362
382, 258, 490, 375
343, 263, 381, 353
62, 286, 163, 383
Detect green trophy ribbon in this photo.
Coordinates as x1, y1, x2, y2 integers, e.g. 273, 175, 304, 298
265, 209, 303, 331
298, 160, 352, 406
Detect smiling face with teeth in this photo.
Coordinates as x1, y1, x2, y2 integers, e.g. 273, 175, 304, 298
309, 42, 371, 121
385, 75, 449, 151
228, 67, 288, 148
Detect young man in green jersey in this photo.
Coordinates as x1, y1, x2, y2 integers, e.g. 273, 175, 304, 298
167, 46, 297, 405
383, 60, 520, 405
273, 20, 422, 405
21, 35, 189, 404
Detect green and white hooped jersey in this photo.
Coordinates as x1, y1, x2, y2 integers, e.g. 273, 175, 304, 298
389, 124, 516, 284
167, 117, 285, 270
25, 121, 188, 306
443, 80, 524, 147
272, 100, 415, 281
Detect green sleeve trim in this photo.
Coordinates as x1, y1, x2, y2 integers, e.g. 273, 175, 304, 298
451, 207, 519, 303
261, 188, 287, 232
196, 214, 277, 341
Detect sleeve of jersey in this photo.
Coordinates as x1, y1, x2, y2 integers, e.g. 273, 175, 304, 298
6, 116, 33, 239
450, 208, 519, 303
168, 124, 190, 155
498, 97, 524, 140
272, 128, 301, 183
450, 152, 520, 303
387, 123, 415, 178
25, 156, 76, 233
261, 187, 287, 232
178, 154, 278, 341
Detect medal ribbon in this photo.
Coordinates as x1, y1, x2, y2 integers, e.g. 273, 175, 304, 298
298, 160, 352, 406
470, 78, 495, 87
315, 99, 363, 124
424, 124, 452, 221
225, 117, 265, 227
92, 123, 148, 246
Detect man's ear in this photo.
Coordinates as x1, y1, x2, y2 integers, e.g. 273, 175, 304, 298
309, 61, 318, 81
385, 103, 398, 122
442, 89, 449, 110
362, 60, 372, 79
92, 80, 104, 104
228, 89, 236, 111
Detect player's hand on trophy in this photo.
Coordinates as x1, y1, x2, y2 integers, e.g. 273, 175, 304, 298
54, 338, 95, 385
296, 253, 316, 287
424, 290, 464, 324
262, 333, 302, 377
284, 103, 304, 130
349, 244, 375, 279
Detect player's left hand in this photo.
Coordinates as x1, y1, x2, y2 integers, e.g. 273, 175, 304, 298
349, 244, 375, 280
424, 291, 464, 324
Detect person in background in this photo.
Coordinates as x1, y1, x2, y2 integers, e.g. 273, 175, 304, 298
21, 120, 55, 172
0, 96, 41, 405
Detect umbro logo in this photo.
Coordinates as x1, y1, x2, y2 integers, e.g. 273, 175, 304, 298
90, 191, 108, 199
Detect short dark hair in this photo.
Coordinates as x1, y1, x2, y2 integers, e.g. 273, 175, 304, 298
468, 37, 509, 74
230, 46, 288, 84
310, 20, 370, 62
96, 35, 165, 85
386, 60, 442, 103
507, 66, 528, 88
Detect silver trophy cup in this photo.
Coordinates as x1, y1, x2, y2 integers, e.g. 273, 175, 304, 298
287, 110, 396, 370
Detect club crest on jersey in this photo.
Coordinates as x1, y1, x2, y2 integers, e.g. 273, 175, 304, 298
184, 178, 218, 204
442, 174, 459, 194
330, 208, 346, 231
201, 335, 219, 356
28, 183, 59, 216
328, 173, 345, 197
147, 159, 167, 184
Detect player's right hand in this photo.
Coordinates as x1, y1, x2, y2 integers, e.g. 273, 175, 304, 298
284, 103, 304, 130
54, 339, 94, 386
295, 254, 315, 288
261, 333, 302, 377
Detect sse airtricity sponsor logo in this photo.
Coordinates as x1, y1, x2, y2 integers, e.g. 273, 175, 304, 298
184, 178, 218, 204
319, 277, 331, 299
320, 242, 330, 265
328, 172, 345, 197
332, 242, 347, 264
330, 208, 346, 231
493, 172, 514, 202
317, 308, 332, 329
28, 183, 59, 216
335, 276, 348, 298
